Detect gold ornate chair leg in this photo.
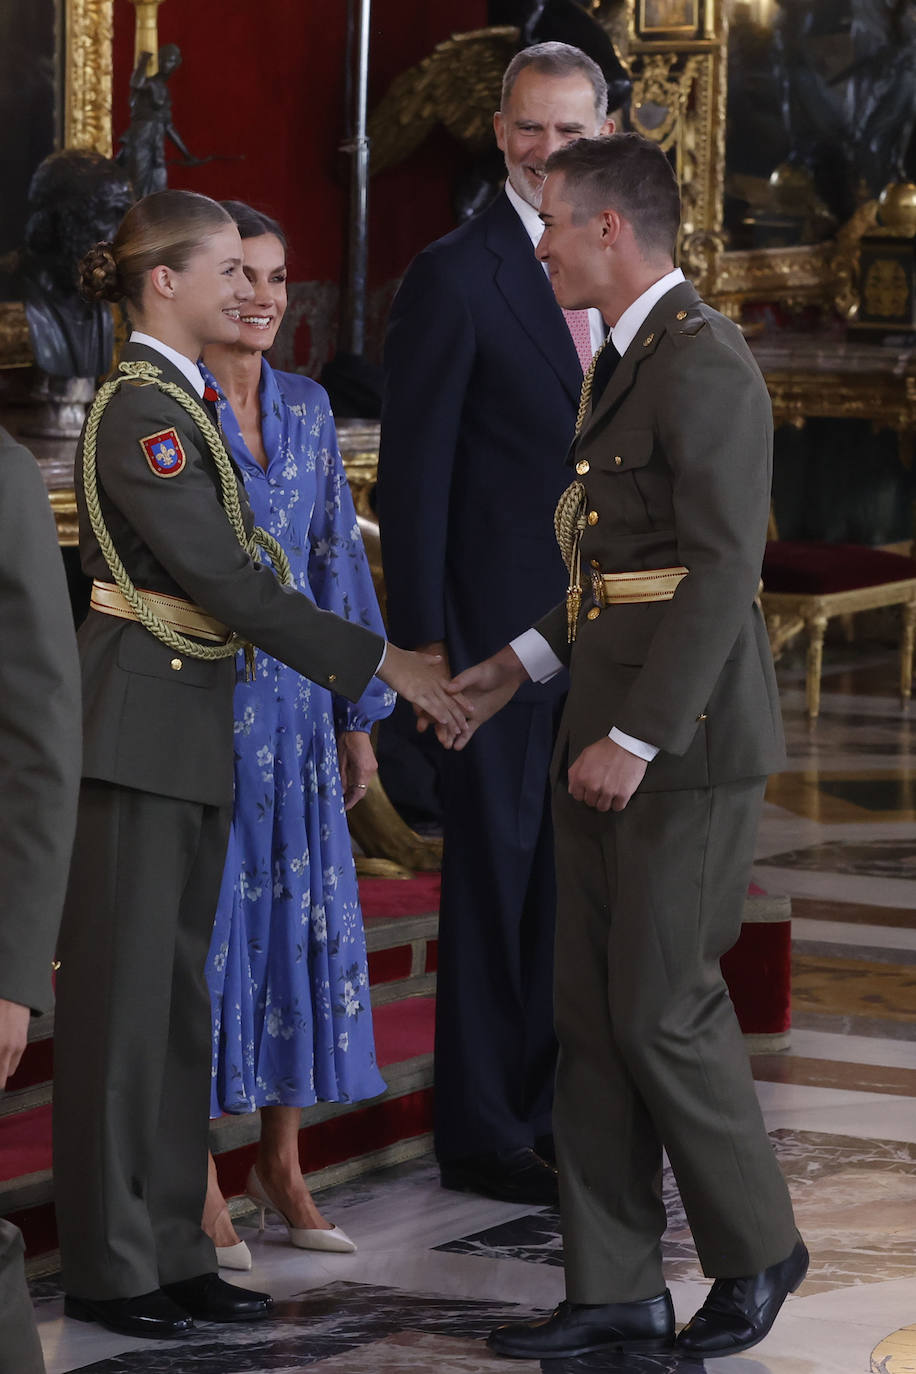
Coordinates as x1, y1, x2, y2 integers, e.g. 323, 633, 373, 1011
901, 599, 916, 706
348, 773, 443, 874
805, 614, 828, 722
840, 612, 856, 644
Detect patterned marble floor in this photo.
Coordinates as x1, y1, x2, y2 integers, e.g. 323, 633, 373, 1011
33, 648, 916, 1374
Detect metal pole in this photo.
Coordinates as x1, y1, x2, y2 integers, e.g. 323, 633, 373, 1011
341, 0, 371, 355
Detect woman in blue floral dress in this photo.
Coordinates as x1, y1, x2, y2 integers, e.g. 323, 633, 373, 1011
200, 204, 394, 1263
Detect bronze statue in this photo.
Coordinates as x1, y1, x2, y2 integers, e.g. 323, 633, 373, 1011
118, 45, 199, 198
21, 149, 133, 382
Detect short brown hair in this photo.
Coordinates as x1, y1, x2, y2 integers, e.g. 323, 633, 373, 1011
501, 42, 607, 124
546, 133, 681, 258
79, 189, 233, 309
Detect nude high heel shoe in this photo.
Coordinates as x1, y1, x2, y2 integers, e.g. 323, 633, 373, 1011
210, 1205, 253, 1271
245, 1166, 357, 1253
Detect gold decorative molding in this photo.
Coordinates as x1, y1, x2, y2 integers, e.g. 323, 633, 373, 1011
65, 0, 114, 155
0, 303, 33, 369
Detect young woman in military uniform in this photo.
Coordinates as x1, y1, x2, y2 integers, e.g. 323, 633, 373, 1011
52, 189, 467, 1340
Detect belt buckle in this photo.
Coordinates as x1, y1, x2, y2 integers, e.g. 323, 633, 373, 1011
590, 570, 606, 608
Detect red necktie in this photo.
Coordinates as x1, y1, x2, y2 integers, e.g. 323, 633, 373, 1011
562, 308, 594, 373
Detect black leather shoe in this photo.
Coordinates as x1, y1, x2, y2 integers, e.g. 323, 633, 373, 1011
487, 1293, 675, 1359
64, 1289, 194, 1338
440, 1148, 559, 1205
534, 1133, 556, 1165
676, 1238, 809, 1358
161, 1272, 272, 1323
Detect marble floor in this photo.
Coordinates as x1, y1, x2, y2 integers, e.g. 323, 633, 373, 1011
33, 648, 916, 1374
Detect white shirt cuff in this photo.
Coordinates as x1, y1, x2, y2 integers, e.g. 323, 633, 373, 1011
376, 641, 388, 673
509, 629, 562, 684
609, 726, 658, 761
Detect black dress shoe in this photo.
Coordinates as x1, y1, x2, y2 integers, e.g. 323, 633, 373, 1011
161, 1272, 272, 1323
534, 1133, 556, 1165
64, 1289, 194, 1338
440, 1148, 559, 1205
676, 1238, 809, 1358
487, 1293, 675, 1359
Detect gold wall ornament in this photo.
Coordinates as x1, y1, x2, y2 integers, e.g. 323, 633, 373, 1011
0, 304, 34, 369
863, 258, 910, 319
65, 0, 114, 155
127, 0, 165, 75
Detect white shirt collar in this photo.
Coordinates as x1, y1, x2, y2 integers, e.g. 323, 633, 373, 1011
129, 331, 206, 398
611, 268, 686, 358
504, 181, 545, 248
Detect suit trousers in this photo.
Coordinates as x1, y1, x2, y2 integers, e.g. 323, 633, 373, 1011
552, 777, 798, 1303
53, 780, 228, 1299
0, 1220, 45, 1374
434, 699, 561, 1160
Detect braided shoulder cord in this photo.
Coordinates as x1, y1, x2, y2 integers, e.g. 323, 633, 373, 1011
81, 360, 293, 665
552, 341, 609, 642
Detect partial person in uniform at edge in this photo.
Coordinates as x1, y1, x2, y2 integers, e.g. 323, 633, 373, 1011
440, 134, 807, 1362
377, 41, 614, 1207
198, 202, 393, 1268
0, 428, 81, 1374
52, 189, 471, 1342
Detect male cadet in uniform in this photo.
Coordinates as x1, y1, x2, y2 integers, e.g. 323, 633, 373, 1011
378, 42, 613, 1204
443, 134, 807, 1361
0, 427, 81, 1374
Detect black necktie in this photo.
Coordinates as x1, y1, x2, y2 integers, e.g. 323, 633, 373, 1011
591, 338, 620, 401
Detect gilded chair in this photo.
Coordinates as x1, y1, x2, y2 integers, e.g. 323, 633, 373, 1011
761, 512, 916, 720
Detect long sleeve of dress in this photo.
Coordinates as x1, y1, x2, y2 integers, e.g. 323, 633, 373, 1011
306, 398, 395, 734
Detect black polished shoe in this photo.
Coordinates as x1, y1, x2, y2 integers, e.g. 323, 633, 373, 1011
676, 1238, 809, 1358
161, 1272, 272, 1323
534, 1133, 556, 1165
64, 1289, 194, 1338
487, 1293, 675, 1359
440, 1148, 558, 1205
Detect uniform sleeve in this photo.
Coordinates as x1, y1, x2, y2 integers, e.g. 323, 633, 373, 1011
0, 440, 81, 1013
612, 333, 773, 755
91, 388, 385, 704
304, 398, 395, 732
377, 249, 475, 649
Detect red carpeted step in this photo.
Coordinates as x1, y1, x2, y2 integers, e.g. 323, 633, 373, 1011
359, 873, 440, 920
373, 996, 434, 1067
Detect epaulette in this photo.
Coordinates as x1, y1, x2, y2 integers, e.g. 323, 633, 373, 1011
669, 308, 708, 347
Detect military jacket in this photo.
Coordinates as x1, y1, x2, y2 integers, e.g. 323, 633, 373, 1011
75, 342, 384, 806
537, 281, 786, 792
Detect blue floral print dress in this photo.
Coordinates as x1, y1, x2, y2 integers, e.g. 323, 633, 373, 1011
204, 359, 393, 1115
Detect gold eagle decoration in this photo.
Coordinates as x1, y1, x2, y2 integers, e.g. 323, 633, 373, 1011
367, 27, 521, 174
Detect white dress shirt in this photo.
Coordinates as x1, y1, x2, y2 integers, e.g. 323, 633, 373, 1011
129, 331, 206, 397
509, 269, 687, 763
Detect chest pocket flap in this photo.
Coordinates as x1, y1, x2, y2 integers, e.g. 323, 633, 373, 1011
596, 428, 654, 474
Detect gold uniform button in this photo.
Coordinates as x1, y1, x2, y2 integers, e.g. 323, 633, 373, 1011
170, 657, 182, 671
587, 607, 601, 621
587, 510, 599, 526
589, 558, 601, 570
643, 332, 655, 347
676, 310, 688, 321
696, 712, 708, 722
328, 673, 337, 683
576, 459, 590, 475
614, 455, 622, 466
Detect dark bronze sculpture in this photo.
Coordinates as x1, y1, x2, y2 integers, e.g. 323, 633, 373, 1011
118, 45, 199, 199
21, 149, 132, 381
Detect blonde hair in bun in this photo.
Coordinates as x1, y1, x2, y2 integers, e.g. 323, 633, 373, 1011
79, 241, 123, 303
78, 190, 233, 313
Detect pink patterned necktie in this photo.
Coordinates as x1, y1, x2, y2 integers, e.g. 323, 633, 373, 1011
562, 308, 593, 373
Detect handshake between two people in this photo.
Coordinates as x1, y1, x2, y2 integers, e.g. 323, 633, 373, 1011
378, 640, 648, 813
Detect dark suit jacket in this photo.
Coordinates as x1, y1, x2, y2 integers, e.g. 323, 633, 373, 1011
0, 428, 81, 1013
378, 191, 584, 696
75, 342, 385, 807
537, 280, 786, 791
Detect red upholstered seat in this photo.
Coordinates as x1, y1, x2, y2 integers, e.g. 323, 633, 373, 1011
763, 541, 916, 596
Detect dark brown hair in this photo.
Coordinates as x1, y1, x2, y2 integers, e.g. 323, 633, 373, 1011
220, 200, 288, 253
78, 189, 233, 308
545, 133, 681, 258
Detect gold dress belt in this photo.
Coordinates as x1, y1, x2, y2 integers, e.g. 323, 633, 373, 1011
591, 566, 688, 606
90, 580, 229, 643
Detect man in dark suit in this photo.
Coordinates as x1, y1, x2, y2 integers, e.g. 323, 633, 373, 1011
444, 134, 806, 1361
378, 42, 613, 1204
0, 427, 81, 1374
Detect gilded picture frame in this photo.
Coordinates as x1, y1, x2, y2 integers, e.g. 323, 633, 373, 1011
0, 0, 113, 368
636, 0, 702, 41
